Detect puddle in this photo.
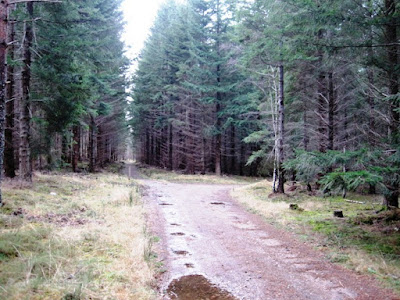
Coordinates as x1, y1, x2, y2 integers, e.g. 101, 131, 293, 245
210, 202, 225, 205
167, 275, 236, 300
171, 232, 185, 236
173, 250, 189, 256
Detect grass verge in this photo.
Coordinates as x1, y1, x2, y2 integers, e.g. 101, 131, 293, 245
0, 170, 156, 300
136, 164, 258, 185
231, 181, 400, 294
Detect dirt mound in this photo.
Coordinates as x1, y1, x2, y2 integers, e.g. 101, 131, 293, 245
167, 275, 236, 300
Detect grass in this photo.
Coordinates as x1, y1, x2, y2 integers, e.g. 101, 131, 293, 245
136, 164, 259, 185
0, 170, 156, 300
231, 180, 400, 294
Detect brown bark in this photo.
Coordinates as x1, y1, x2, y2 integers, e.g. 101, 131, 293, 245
215, 102, 222, 176
4, 3, 15, 178
0, 0, 9, 204
89, 115, 96, 172
327, 72, 335, 151
72, 125, 79, 172
275, 65, 285, 194
168, 123, 173, 170
317, 29, 327, 153
385, 0, 399, 144
317, 71, 327, 153
97, 125, 103, 168
384, 0, 399, 208
19, 2, 33, 182
230, 124, 236, 175
215, 3, 222, 176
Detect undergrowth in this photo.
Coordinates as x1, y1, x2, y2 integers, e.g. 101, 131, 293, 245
0, 170, 155, 300
231, 181, 400, 294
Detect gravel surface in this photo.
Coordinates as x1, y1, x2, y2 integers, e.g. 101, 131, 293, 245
128, 166, 398, 300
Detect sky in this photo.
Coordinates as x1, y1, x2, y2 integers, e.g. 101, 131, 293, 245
121, 0, 184, 66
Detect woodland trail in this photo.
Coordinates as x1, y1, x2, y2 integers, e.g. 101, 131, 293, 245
126, 165, 398, 300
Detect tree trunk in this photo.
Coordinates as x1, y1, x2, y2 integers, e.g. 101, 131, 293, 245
318, 71, 327, 153
274, 65, 285, 194
0, 0, 9, 205
89, 115, 96, 172
385, 0, 399, 144
4, 3, 15, 178
327, 72, 335, 151
215, 6, 222, 176
383, 0, 399, 208
168, 123, 173, 170
303, 107, 309, 151
317, 30, 327, 153
97, 125, 103, 168
215, 102, 222, 176
230, 123, 236, 174
72, 125, 80, 172
19, 2, 33, 182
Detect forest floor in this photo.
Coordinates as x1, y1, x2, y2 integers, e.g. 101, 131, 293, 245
0, 165, 156, 300
134, 165, 400, 300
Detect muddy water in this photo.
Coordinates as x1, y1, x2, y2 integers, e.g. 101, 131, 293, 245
167, 275, 236, 300
141, 180, 397, 300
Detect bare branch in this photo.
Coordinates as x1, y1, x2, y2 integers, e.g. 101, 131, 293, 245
8, 0, 62, 4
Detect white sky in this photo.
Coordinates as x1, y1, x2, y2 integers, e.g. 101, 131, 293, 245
121, 0, 164, 61
121, 0, 185, 68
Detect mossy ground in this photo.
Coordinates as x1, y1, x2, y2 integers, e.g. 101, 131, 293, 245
231, 181, 400, 294
0, 169, 156, 300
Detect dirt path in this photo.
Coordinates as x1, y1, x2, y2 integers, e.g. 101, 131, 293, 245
127, 166, 397, 300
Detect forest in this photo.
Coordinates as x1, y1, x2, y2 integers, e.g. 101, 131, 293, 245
131, 0, 400, 208
0, 0, 399, 204
0, 0, 128, 200
0, 0, 399, 298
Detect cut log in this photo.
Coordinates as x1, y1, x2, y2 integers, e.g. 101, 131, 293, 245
345, 200, 365, 204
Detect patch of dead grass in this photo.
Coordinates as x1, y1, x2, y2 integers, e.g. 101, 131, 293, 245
0, 171, 156, 300
231, 181, 400, 294
137, 165, 259, 185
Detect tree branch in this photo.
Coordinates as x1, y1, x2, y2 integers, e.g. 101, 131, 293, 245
8, 0, 62, 4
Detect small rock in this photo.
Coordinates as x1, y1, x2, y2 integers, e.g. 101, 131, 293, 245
50, 192, 57, 196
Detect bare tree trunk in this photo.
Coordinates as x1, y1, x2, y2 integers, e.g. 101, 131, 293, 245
97, 125, 103, 168
384, 0, 399, 208
318, 71, 327, 153
215, 101, 222, 176
4, 3, 15, 178
0, 0, 9, 205
327, 72, 335, 151
89, 115, 96, 173
230, 123, 236, 174
215, 4, 222, 176
72, 125, 79, 172
303, 107, 309, 151
275, 64, 285, 194
19, 2, 33, 182
386, 0, 399, 144
168, 123, 173, 170
317, 29, 327, 153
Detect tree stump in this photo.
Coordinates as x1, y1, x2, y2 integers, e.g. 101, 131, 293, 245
334, 210, 344, 218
